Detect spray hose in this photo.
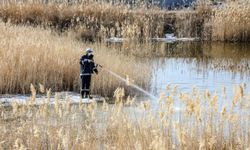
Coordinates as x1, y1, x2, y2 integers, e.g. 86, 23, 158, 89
97, 64, 158, 100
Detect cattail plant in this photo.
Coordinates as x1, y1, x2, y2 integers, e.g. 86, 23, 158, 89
0, 22, 150, 96
0, 85, 250, 149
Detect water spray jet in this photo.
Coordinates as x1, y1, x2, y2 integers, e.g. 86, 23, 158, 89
100, 66, 158, 100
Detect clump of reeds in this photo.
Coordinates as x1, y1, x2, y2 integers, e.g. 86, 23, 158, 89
211, 0, 250, 42
0, 22, 150, 96
0, 84, 249, 149
1, 0, 250, 41
0, 1, 203, 41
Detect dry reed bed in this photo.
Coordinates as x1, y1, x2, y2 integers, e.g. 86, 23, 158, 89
0, 2, 202, 41
0, 84, 249, 149
211, 0, 250, 42
0, 0, 248, 41
0, 22, 150, 95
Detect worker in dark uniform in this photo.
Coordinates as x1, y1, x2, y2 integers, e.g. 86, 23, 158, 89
80, 48, 98, 98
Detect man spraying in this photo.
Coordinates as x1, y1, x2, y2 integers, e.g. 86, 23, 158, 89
80, 48, 98, 98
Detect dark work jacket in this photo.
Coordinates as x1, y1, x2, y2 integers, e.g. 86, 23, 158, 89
80, 54, 98, 75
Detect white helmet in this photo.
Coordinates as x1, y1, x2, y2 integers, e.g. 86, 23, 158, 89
86, 48, 93, 53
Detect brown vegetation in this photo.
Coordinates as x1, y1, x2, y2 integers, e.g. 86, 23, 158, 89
0, 22, 150, 95
0, 0, 249, 42
211, 0, 250, 42
0, 1, 203, 41
0, 84, 249, 149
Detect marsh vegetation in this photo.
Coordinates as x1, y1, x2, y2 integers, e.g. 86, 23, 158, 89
0, 84, 250, 149
0, 0, 250, 149
0, 0, 249, 41
0, 22, 150, 95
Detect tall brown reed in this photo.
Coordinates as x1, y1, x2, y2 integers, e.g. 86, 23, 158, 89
0, 22, 150, 95
0, 84, 249, 149
211, 0, 250, 42
1, 0, 250, 42
0, 1, 203, 41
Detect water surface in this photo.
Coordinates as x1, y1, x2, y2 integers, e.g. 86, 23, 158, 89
150, 42, 250, 94
1, 42, 250, 110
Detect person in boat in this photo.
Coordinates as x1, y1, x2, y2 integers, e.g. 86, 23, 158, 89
80, 48, 98, 98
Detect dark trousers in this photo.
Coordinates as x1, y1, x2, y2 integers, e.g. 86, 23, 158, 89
81, 75, 92, 98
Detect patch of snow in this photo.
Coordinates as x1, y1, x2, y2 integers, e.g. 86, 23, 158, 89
0, 92, 104, 106
105, 37, 124, 43
106, 34, 199, 43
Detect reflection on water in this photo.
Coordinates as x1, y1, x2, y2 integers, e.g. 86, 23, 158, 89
107, 41, 250, 99
1, 42, 250, 108
150, 42, 250, 91
147, 42, 250, 110
151, 58, 250, 95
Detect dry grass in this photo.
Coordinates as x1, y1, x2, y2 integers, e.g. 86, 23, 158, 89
211, 0, 250, 42
0, 84, 249, 149
0, 1, 203, 41
0, 0, 249, 41
0, 22, 150, 96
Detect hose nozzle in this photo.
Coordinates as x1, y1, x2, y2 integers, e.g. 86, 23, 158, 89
97, 64, 103, 68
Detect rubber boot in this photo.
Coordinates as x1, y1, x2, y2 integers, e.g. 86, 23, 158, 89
81, 90, 85, 99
